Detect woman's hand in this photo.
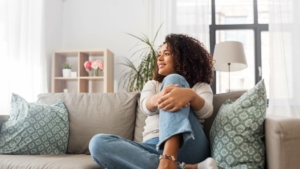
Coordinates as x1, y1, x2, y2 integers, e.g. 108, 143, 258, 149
160, 84, 179, 97
158, 87, 193, 112
146, 84, 178, 112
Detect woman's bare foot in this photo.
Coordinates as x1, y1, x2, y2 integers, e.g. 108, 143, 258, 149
158, 159, 177, 169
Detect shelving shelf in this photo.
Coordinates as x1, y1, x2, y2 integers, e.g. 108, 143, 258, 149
51, 49, 114, 93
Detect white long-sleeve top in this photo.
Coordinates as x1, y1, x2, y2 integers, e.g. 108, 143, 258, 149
140, 80, 213, 142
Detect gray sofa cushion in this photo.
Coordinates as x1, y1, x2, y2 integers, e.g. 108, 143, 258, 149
37, 92, 139, 155
0, 154, 101, 169
0, 115, 10, 131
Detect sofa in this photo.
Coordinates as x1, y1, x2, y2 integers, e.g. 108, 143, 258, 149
0, 92, 300, 169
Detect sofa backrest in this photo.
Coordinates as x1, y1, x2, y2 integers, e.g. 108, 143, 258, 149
37, 92, 140, 155
1, 92, 246, 153
133, 91, 245, 143
0, 115, 9, 131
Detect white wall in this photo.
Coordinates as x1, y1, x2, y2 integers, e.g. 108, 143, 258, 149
60, 0, 147, 92
45, 0, 64, 92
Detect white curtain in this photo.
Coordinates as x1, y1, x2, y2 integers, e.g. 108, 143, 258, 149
0, 0, 48, 114
268, 0, 300, 118
143, 0, 211, 50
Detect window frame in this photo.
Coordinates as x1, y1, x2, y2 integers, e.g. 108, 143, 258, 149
210, 0, 268, 94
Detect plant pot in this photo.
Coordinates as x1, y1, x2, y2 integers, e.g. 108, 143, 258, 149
62, 69, 71, 77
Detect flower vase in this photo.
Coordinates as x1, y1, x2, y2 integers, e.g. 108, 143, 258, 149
93, 69, 98, 77
88, 71, 92, 76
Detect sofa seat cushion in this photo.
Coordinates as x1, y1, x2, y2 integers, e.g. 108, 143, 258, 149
0, 154, 102, 169
37, 92, 139, 155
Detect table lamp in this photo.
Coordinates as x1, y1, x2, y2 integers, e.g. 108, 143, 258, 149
213, 41, 248, 92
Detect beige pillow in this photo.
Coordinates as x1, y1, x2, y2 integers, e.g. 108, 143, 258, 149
37, 92, 139, 154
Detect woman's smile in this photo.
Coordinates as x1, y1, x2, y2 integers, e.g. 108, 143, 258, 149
157, 44, 175, 76
158, 63, 166, 69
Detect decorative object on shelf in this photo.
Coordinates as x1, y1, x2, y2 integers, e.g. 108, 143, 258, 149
70, 72, 77, 77
62, 63, 71, 77
213, 41, 248, 92
84, 61, 92, 76
84, 60, 104, 77
120, 23, 163, 92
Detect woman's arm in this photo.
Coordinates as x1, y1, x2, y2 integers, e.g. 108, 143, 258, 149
146, 84, 179, 112
145, 92, 161, 112
140, 80, 177, 115
157, 88, 200, 112
192, 83, 213, 119
189, 88, 206, 111
140, 80, 159, 116
157, 83, 213, 118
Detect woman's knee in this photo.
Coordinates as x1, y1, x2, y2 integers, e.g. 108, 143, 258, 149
162, 74, 189, 87
164, 74, 184, 81
89, 134, 116, 155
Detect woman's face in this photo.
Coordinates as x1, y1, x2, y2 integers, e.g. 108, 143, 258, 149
157, 44, 175, 76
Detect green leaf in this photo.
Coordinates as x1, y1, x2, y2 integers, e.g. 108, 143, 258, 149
120, 23, 163, 92
152, 23, 164, 44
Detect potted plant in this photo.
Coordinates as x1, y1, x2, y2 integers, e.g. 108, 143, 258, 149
62, 63, 71, 77
120, 24, 162, 92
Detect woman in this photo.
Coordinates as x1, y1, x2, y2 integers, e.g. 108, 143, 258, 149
89, 34, 218, 169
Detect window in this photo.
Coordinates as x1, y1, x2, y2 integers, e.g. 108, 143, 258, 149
210, 0, 269, 94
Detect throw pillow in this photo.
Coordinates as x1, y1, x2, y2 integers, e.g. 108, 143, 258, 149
0, 93, 69, 155
210, 80, 267, 169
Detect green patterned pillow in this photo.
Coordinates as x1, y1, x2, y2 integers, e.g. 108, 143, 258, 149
0, 93, 69, 155
210, 80, 267, 169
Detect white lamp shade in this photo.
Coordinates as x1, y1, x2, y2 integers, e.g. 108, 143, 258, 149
213, 41, 248, 72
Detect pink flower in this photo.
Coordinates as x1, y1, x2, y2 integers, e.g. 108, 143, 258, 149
98, 61, 104, 69
84, 60, 104, 71
84, 61, 92, 69
91, 61, 99, 69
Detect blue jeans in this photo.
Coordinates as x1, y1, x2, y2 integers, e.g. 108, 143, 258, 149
89, 74, 210, 169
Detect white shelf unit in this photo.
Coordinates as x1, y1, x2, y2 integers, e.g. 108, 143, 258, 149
51, 49, 114, 93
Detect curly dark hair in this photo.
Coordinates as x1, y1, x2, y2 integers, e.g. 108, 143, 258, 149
153, 34, 214, 87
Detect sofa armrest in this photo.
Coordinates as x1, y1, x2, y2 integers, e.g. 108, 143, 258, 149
0, 115, 9, 130
265, 114, 300, 169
